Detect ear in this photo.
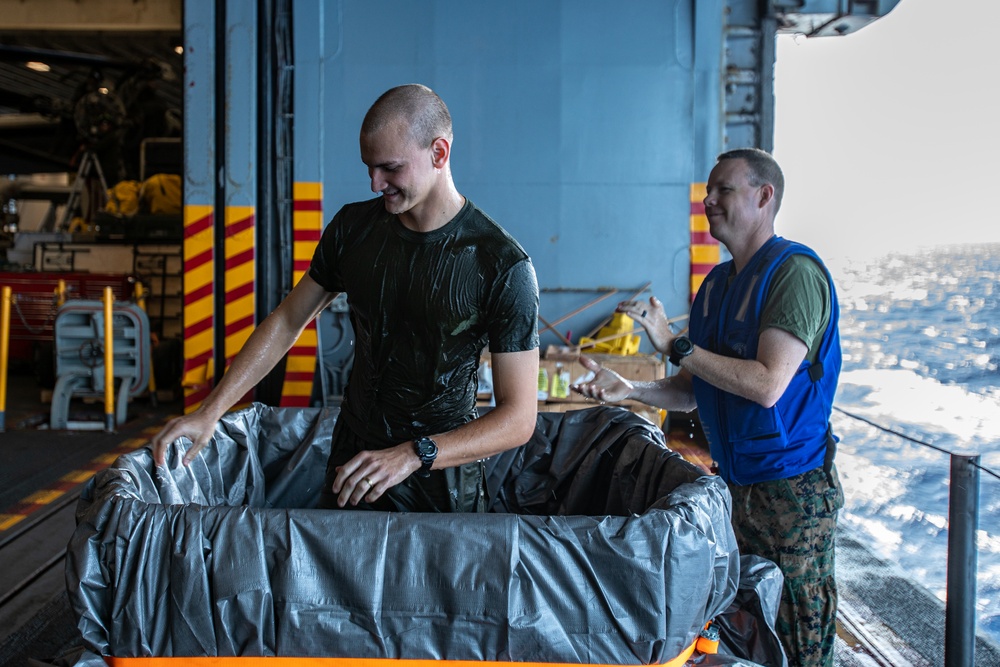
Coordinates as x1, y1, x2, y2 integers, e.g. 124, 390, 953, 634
758, 183, 774, 209
430, 136, 450, 169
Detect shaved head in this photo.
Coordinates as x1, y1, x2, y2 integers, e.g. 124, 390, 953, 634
362, 84, 453, 148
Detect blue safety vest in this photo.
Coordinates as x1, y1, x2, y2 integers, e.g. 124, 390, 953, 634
689, 236, 841, 485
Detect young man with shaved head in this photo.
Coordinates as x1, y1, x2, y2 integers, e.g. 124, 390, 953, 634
153, 84, 540, 513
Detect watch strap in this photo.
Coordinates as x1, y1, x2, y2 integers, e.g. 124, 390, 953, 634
414, 436, 438, 478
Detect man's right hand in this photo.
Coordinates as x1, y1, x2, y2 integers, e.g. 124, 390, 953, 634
146, 278, 339, 468
570, 355, 634, 403
150, 408, 220, 467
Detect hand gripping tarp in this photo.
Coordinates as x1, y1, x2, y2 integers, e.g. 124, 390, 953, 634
68, 404, 743, 664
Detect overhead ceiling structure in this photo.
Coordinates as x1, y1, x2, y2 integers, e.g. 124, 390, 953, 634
0, 0, 182, 177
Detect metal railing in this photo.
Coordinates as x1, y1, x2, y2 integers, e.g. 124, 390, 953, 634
0, 285, 9, 432
834, 405, 999, 667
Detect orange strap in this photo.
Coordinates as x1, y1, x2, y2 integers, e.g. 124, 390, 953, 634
105, 640, 698, 667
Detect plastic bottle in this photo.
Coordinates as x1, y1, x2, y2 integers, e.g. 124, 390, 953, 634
551, 363, 570, 399
537, 365, 549, 400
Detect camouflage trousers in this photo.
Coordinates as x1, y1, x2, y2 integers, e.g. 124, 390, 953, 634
729, 465, 845, 667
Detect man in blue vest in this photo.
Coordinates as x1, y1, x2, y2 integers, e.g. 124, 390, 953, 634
572, 148, 844, 667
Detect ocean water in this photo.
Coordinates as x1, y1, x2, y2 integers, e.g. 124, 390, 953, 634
827, 243, 1000, 642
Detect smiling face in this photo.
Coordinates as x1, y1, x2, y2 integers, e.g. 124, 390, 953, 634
361, 118, 437, 218
703, 158, 771, 247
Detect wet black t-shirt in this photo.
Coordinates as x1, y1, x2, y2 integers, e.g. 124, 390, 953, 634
309, 197, 539, 447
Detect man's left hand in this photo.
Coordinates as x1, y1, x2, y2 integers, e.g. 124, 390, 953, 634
617, 296, 674, 355
331, 444, 421, 507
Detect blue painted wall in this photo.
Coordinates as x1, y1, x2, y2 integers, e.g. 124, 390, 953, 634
310, 0, 724, 349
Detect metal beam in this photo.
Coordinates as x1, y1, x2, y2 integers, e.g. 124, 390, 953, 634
775, 0, 903, 36
180, 0, 217, 413
722, 2, 776, 150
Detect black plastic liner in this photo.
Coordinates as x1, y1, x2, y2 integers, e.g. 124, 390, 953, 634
714, 555, 787, 667
68, 404, 751, 664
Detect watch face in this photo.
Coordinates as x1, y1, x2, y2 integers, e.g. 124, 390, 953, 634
675, 337, 693, 354
417, 437, 438, 458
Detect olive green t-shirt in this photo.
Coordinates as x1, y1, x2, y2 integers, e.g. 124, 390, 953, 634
759, 254, 831, 364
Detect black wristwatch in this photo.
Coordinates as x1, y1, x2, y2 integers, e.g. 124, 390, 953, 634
669, 336, 694, 367
413, 436, 438, 478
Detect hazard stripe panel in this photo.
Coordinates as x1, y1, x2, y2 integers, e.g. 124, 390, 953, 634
281, 182, 323, 407
224, 205, 255, 371
689, 183, 718, 303
183, 205, 215, 414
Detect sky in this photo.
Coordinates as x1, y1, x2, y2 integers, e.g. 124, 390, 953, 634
772, 0, 1000, 261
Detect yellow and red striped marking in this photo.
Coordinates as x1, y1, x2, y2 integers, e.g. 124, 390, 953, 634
224, 206, 256, 409
0, 428, 158, 531
281, 183, 323, 407
184, 205, 216, 414
689, 183, 719, 302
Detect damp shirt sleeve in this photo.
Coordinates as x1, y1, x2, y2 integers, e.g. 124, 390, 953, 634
485, 257, 540, 353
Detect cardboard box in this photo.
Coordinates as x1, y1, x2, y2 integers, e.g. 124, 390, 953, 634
537, 349, 666, 428
540, 348, 667, 428
480, 348, 666, 428
540, 350, 665, 400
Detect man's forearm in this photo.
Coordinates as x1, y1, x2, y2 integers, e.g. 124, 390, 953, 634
425, 348, 539, 469
678, 349, 772, 406
197, 319, 297, 418
628, 375, 698, 412
679, 328, 807, 408
431, 400, 537, 469
198, 278, 335, 419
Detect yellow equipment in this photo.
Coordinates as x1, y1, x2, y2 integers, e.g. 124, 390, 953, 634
578, 312, 640, 355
